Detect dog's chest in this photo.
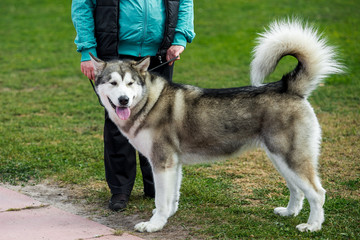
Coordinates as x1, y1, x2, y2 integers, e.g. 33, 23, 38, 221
128, 129, 153, 159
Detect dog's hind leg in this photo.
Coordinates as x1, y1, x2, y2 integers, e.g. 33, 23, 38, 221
134, 154, 181, 233
266, 150, 325, 232
266, 152, 305, 217
296, 192, 325, 232
295, 173, 325, 232
274, 180, 304, 217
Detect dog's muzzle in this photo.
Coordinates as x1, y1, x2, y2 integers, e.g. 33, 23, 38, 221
107, 96, 131, 120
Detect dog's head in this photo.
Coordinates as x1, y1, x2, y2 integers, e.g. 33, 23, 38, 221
90, 53, 150, 120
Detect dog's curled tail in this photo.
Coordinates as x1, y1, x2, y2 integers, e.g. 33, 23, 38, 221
250, 19, 343, 98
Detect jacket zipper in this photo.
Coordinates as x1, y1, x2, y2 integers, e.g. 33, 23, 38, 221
139, 0, 148, 57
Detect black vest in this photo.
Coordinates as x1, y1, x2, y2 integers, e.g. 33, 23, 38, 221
94, 0, 179, 60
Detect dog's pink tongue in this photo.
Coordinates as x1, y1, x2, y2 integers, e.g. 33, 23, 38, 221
116, 107, 131, 120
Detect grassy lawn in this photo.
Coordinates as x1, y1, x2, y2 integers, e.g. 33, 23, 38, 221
0, 0, 359, 239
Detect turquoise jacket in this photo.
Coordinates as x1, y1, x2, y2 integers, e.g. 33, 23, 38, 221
71, 0, 195, 61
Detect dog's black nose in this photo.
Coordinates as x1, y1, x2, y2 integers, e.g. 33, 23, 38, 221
119, 96, 129, 106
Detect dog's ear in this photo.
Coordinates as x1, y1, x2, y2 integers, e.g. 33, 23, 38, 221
89, 53, 106, 75
133, 56, 151, 73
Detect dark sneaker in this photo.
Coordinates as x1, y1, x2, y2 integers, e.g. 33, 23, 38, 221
108, 194, 129, 211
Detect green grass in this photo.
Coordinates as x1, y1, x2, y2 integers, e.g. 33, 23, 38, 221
0, 0, 359, 239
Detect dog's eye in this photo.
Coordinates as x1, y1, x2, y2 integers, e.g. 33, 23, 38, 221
110, 81, 117, 86
128, 82, 134, 86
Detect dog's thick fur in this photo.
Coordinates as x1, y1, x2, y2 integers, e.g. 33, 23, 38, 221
91, 20, 342, 233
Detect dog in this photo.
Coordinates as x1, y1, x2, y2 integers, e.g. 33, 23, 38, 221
90, 20, 342, 233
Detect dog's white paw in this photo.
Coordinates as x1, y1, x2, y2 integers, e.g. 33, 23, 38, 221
296, 223, 321, 232
274, 207, 292, 216
274, 207, 296, 217
134, 221, 164, 233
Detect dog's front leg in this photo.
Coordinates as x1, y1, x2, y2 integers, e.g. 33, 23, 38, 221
134, 161, 180, 232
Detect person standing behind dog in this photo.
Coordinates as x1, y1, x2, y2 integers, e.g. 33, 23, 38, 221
71, 0, 195, 211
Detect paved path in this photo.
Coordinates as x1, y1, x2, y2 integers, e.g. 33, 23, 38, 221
0, 186, 144, 240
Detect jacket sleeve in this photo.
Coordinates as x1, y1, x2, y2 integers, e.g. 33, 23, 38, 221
172, 0, 196, 48
71, 0, 97, 61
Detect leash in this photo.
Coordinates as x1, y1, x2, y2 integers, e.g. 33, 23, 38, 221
148, 55, 179, 72
88, 78, 104, 107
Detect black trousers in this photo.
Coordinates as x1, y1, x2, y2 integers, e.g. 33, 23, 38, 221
104, 55, 174, 197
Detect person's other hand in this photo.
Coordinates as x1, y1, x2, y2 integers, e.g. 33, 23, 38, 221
81, 60, 95, 80
166, 45, 185, 66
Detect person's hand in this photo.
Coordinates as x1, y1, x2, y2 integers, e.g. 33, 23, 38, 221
81, 60, 95, 80
166, 45, 185, 66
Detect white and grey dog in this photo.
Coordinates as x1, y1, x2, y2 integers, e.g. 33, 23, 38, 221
90, 20, 342, 233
